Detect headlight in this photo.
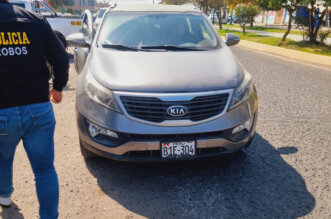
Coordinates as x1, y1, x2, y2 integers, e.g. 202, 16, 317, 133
229, 70, 253, 109
85, 71, 122, 113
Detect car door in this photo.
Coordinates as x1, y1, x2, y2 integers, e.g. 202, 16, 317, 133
74, 9, 94, 74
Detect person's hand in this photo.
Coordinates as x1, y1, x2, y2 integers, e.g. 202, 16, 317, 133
49, 88, 62, 104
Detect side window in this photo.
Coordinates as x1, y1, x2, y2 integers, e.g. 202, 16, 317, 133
33, 1, 47, 13
82, 15, 90, 42
81, 10, 94, 44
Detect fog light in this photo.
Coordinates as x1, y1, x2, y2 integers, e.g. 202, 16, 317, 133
232, 117, 253, 134
87, 121, 119, 138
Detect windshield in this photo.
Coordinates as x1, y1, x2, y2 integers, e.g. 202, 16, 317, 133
98, 12, 219, 50
98, 9, 106, 18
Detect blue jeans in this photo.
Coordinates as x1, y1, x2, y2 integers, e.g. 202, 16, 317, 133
0, 102, 59, 219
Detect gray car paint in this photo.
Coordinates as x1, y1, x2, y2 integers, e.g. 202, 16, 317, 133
89, 44, 244, 92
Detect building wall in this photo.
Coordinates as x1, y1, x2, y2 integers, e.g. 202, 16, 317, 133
97, 2, 109, 9
255, 9, 288, 25
64, 0, 97, 12
275, 8, 284, 24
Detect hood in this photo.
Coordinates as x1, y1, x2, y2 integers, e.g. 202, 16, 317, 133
89, 46, 244, 92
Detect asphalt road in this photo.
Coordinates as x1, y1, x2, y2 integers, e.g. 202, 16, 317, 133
1, 47, 330, 219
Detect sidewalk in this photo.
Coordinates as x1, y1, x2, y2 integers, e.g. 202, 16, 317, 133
252, 23, 331, 31
236, 40, 331, 68
223, 26, 331, 45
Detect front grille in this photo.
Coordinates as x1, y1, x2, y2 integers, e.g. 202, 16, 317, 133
120, 93, 229, 123
124, 130, 223, 141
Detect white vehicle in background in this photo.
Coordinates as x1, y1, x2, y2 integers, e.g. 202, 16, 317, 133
208, 12, 219, 23
209, 12, 228, 24
9, 0, 82, 48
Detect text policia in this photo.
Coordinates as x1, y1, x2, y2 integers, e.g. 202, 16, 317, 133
0, 32, 30, 56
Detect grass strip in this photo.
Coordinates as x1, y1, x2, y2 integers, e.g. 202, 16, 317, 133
218, 29, 331, 57
223, 24, 302, 35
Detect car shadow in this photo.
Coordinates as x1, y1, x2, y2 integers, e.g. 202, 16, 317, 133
85, 133, 315, 218
0, 202, 25, 219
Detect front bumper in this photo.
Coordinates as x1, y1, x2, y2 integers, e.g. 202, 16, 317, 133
76, 80, 258, 161
77, 110, 257, 161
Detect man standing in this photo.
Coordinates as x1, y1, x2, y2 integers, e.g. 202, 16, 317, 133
0, 0, 69, 218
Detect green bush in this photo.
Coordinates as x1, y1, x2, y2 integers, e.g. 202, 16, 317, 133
66, 8, 74, 14
235, 4, 260, 34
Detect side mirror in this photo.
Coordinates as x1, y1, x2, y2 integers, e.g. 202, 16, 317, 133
225, 33, 240, 47
66, 33, 89, 47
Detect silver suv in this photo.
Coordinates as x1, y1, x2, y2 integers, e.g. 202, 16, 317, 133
70, 4, 258, 161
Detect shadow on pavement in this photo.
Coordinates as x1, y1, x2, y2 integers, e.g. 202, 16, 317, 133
85, 133, 315, 218
0, 202, 24, 219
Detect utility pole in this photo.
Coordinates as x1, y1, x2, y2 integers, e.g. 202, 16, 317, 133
265, 6, 268, 28
327, 6, 330, 28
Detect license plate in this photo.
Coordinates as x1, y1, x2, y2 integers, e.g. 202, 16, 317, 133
161, 141, 196, 159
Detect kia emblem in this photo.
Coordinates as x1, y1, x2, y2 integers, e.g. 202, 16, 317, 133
167, 106, 188, 117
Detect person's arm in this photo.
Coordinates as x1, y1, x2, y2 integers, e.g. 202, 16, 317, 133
43, 19, 69, 103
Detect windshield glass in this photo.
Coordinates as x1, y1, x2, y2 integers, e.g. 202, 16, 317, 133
98, 12, 219, 50
98, 9, 106, 18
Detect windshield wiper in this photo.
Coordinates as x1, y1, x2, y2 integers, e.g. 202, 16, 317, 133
102, 44, 139, 51
102, 44, 204, 51
140, 45, 204, 51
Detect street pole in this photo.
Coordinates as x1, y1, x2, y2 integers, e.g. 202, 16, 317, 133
266, 10, 268, 27
327, 7, 330, 28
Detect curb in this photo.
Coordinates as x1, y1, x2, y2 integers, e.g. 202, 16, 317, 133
236, 40, 331, 68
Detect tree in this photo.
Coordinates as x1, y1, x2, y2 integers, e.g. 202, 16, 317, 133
255, 0, 282, 11
295, 15, 310, 41
281, 0, 304, 42
194, 0, 209, 14
255, 0, 282, 26
248, 2, 261, 27
66, 7, 74, 14
302, 0, 331, 44
208, 0, 227, 29
235, 4, 259, 34
225, 0, 251, 24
